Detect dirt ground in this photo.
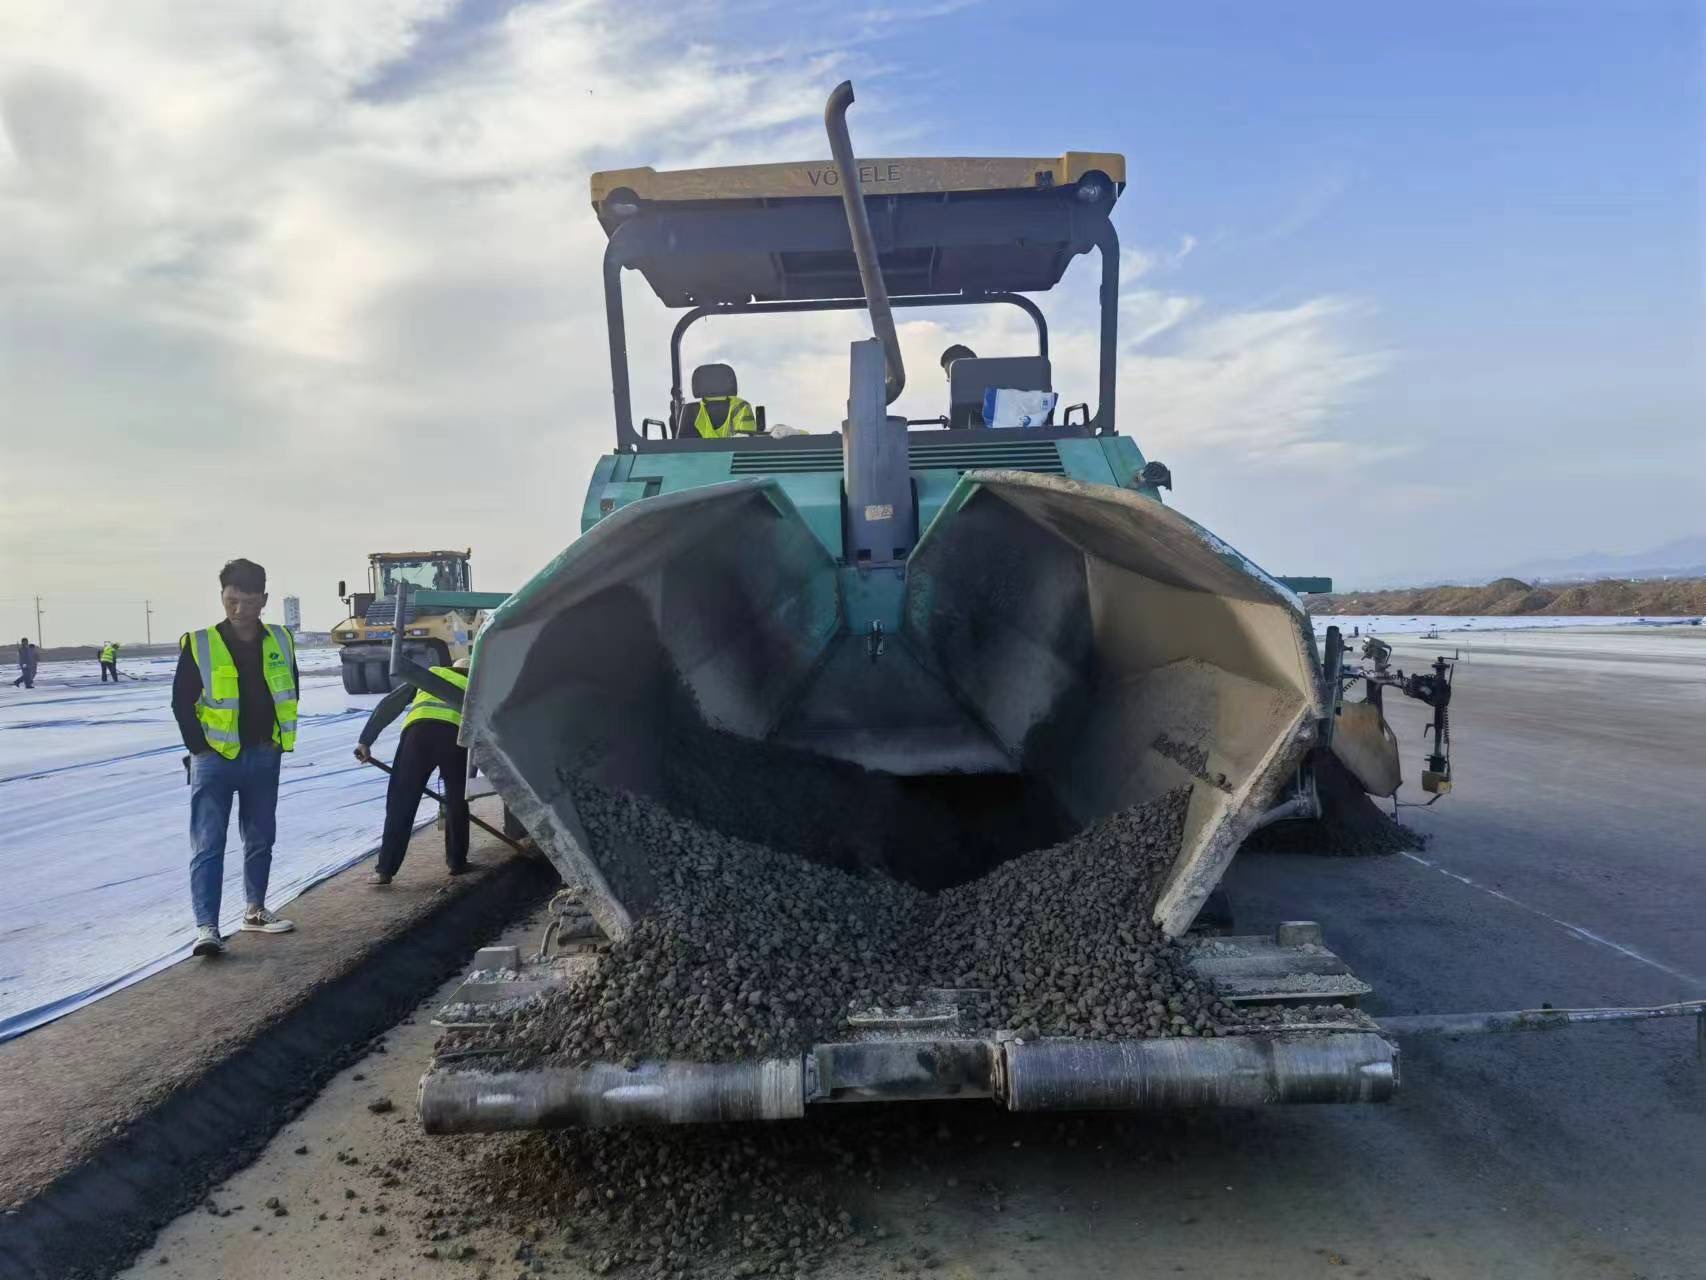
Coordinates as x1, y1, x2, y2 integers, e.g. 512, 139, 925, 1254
73, 629, 1706, 1279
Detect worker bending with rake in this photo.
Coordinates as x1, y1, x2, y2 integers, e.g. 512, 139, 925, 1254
354, 657, 471, 883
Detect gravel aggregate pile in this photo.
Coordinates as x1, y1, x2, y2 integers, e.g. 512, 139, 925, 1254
433, 1120, 875, 1278
481, 785, 931, 1065
918, 787, 1239, 1040
398, 1104, 1204, 1279
447, 783, 1249, 1067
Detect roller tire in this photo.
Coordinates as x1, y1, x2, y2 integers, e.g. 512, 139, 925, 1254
341, 658, 368, 695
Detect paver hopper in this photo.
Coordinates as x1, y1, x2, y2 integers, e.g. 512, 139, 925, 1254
466, 86, 1331, 944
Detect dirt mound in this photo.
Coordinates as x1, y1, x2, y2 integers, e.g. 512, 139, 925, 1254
1484, 587, 1557, 615
1547, 579, 1641, 613
1308, 575, 1706, 618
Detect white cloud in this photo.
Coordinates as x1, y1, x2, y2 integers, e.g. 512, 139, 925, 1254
0, 0, 859, 640
0, 0, 1394, 643
1124, 295, 1393, 460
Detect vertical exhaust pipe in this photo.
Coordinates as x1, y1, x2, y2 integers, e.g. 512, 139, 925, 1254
825, 81, 905, 405
824, 81, 916, 563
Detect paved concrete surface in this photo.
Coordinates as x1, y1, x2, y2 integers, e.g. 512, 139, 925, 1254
67, 630, 1706, 1278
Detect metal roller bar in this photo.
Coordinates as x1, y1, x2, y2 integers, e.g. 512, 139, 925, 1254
418, 1059, 806, 1133
1000, 1032, 1398, 1111
811, 1039, 996, 1103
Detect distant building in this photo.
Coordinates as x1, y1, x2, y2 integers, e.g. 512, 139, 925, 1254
283, 595, 302, 634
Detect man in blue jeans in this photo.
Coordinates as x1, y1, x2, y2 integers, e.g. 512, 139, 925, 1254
172, 558, 300, 956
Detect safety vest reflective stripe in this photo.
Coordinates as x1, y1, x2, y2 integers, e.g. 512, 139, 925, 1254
693, 396, 757, 438
193, 629, 240, 710
183, 624, 299, 759
264, 627, 299, 750
100, 645, 117, 662
405, 666, 468, 730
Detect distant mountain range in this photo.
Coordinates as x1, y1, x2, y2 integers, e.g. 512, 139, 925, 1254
1504, 535, 1706, 584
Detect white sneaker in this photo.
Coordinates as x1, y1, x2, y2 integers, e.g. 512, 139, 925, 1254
192, 926, 225, 956
240, 906, 295, 934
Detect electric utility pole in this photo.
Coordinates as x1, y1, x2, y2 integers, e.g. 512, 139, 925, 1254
34, 595, 44, 647
145, 600, 153, 646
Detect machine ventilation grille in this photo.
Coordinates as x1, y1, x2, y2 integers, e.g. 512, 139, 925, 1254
361, 602, 422, 626
728, 440, 1064, 475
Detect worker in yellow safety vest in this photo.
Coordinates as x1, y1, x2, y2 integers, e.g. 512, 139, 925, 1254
354, 657, 472, 884
693, 395, 758, 438
99, 641, 121, 683
171, 557, 300, 955
684, 362, 759, 437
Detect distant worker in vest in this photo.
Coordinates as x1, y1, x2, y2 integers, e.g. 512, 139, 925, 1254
172, 558, 300, 956
683, 362, 758, 438
353, 657, 472, 884
99, 640, 121, 682
13, 637, 38, 689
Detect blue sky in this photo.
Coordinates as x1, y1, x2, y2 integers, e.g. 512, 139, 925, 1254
755, 0, 1702, 582
851, 2, 1705, 463
1, 0, 1701, 641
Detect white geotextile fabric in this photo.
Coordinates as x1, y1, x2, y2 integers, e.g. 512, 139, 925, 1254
0, 647, 447, 1041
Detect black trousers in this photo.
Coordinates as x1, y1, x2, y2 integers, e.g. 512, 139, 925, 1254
100, 661, 117, 682
377, 720, 469, 875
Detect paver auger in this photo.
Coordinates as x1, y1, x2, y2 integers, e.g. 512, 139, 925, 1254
402, 84, 1703, 1131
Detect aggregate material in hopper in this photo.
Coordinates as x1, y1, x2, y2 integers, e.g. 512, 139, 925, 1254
446, 784, 1246, 1069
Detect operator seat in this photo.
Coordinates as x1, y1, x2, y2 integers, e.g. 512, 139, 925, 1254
676, 363, 764, 438
947, 356, 1053, 429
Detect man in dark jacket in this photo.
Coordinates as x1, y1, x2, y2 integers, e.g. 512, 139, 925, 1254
12, 638, 37, 689
173, 558, 301, 956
